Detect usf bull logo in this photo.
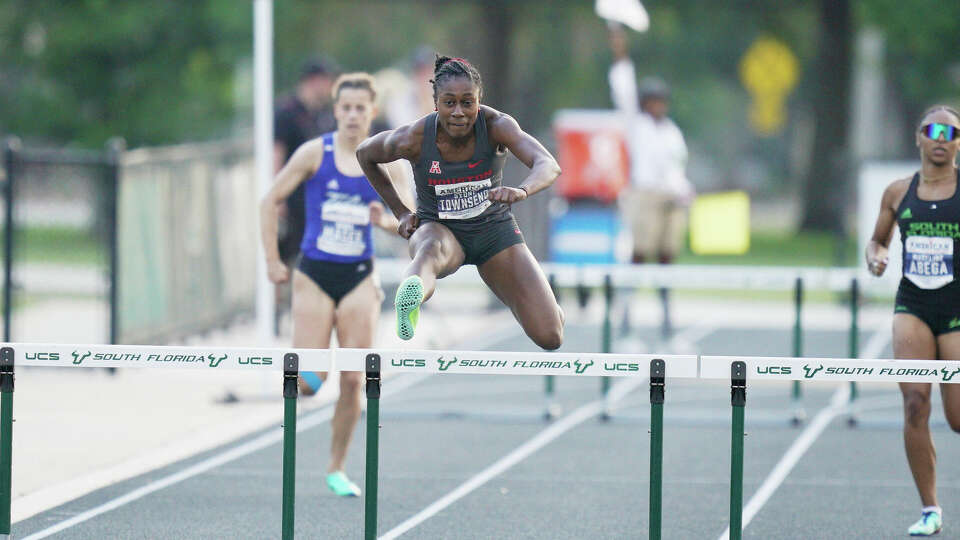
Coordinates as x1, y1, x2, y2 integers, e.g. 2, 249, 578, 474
802, 364, 823, 379
573, 359, 594, 374
437, 356, 457, 371
207, 354, 228, 368
71, 350, 91, 365
942, 366, 960, 382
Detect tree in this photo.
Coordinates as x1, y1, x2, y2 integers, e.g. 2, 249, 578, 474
799, 0, 852, 231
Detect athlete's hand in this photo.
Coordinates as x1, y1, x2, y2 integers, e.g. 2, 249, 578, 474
866, 247, 889, 276
398, 211, 420, 239
267, 258, 290, 284
488, 186, 527, 204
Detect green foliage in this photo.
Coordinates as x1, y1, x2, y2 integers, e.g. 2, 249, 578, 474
859, 0, 960, 116
0, 0, 956, 161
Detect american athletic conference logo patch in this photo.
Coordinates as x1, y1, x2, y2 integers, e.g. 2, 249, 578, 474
429, 160, 442, 174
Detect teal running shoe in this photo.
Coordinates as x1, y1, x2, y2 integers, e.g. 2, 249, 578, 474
395, 275, 423, 340
326, 471, 361, 497
909, 511, 942, 536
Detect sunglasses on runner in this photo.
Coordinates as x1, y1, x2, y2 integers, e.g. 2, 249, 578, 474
921, 122, 959, 141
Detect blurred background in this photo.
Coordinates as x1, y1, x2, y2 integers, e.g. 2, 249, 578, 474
0, 0, 958, 345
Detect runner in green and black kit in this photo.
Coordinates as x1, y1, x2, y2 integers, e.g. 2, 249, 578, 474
867, 105, 960, 536
357, 54, 564, 349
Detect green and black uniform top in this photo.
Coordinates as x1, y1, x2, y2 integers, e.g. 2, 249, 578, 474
413, 112, 509, 223
896, 170, 960, 292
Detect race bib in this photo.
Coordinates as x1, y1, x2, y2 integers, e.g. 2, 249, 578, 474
435, 179, 492, 220
317, 196, 369, 256
905, 236, 954, 289
321, 198, 370, 225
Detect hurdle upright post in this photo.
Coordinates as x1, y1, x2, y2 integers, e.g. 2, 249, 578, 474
648, 359, 665, 540
281, 353, 299, 540
364, 353, 382, 540
729, 361, 747, 540
0, 347, 13, 538
600, 274, 613, 420
848, 278, 860, 426
791, 277, 805, 425
544, 274, 559, 420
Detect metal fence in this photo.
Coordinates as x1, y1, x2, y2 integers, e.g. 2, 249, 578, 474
2, 137, 257, 345
2, 137, 117, 344
117, 140, 256, 343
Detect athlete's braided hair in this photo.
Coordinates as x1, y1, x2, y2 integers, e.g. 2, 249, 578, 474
918, 105, 960, 129
430, 55, 483, 102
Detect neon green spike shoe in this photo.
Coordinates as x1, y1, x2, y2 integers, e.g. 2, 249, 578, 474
395, 275, 423, 341
909, 511, 942, 536
326, 471, 361, 497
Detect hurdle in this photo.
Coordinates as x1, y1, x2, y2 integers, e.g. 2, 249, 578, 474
3, 342, 948, 539
343, 347, 960, 540
1, 343, 329, 540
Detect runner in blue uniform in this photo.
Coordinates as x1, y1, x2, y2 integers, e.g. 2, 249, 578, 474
867, 105, 960, 536
260, 72, 410, 497
356, 55, 564, 350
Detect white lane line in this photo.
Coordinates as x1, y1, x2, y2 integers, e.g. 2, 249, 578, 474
379, 377, 646, 540
717, 383, 850, 540
716, 325, 891, 540
21, 373, 430, 540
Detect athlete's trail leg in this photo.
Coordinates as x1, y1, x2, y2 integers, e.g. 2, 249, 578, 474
895, 313, 939, 507
478, 244, 563, 350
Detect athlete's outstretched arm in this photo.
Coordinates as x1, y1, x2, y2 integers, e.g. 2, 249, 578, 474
866, 179, 906, 276
487, 110, 561, 204
357, 126, 420, 237
259, 140, 322, 282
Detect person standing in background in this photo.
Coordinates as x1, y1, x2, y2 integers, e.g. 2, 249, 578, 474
607, 24, 693, 265
608, 24, 693, 339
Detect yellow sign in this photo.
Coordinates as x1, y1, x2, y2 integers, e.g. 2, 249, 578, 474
739, 37, 799, 136
689, 191, 750, 255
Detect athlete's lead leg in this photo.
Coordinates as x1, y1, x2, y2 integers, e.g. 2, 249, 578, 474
396, 222, 465, 340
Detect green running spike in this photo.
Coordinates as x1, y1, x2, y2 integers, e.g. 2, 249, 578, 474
395, 276, 423, 340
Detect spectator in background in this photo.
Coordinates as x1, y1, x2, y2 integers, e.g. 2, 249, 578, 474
607, 25, 693, 265
383, 45, 437, 129
608, 24, 693, 340
274, 57, 340, 266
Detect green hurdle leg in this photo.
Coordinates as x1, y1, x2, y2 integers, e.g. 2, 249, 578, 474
730, 361, 747, 540
545, 274, 560, 420
601, 274, 613, 420
791, 277, 805, 426
0, 347, 14, 538
281, 353, 299, 540
848, 278, 860, 426
649, 359, 665, 540
364, 354, 382, 540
